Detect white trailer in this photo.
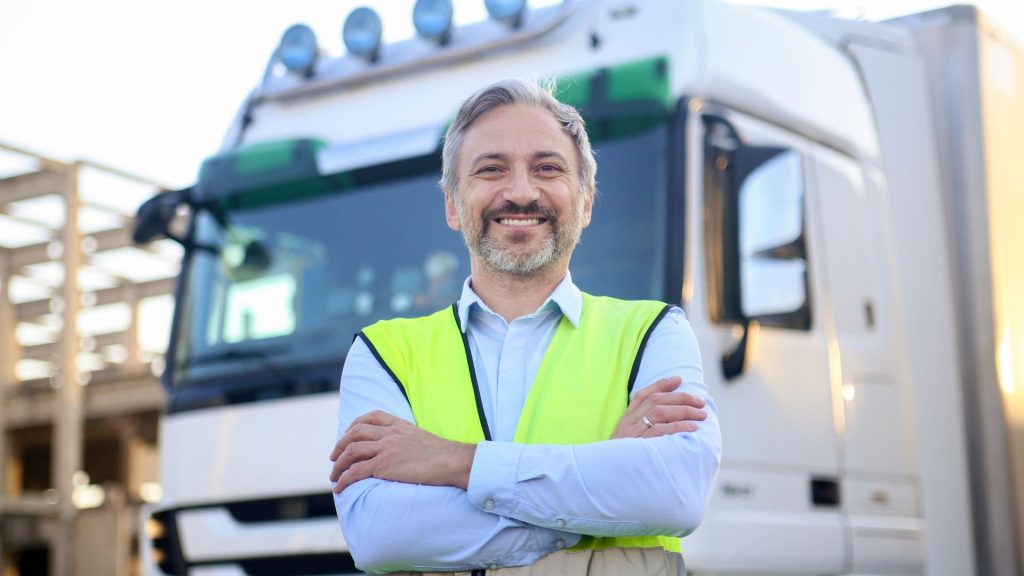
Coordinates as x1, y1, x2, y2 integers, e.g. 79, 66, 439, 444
134, 1, 1023, 574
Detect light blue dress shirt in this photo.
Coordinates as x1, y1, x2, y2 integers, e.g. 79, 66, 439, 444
333, 273, 721, 574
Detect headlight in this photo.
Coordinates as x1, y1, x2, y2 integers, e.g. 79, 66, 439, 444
414, 0, 455, 44
278, 24, 319, 76
343, 7, 383, 60
485, 0, 527, 27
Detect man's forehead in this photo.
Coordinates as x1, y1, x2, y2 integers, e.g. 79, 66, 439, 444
460, 104, 575, 160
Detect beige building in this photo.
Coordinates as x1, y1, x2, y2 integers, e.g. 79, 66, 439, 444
0, 142, 178, 576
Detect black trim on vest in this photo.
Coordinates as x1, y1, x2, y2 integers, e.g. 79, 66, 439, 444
626, 304, 674, 399
451, 304, 493, 441
356, 332, 410, 405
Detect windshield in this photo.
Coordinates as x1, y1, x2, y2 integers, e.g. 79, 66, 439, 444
171, 120, 670, 387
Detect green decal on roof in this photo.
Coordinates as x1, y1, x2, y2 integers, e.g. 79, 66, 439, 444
554, 76, 592, 109
233, 140, 322, 175
555, 55, 669, 110
607, 57, 670, 108
441, 56, 671, 142
553, 56, 671, 142
196, 139, 332, 211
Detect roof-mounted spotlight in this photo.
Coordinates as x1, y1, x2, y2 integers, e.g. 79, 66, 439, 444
278, 24, 319, 77
343, 7, 384, 61
413, 0, 455, 45
485, 0, 528, 28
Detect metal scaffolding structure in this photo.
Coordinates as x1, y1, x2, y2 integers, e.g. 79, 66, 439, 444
0, 142, 178, 576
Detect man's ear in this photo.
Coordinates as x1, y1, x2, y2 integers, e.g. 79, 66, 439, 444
581, 188, 594, 229
445, 189, 462, 231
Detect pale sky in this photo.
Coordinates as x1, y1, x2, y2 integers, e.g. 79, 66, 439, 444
2, 0, 1021, 190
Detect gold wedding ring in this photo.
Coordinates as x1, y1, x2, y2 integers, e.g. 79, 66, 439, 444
641, 415, 654, 429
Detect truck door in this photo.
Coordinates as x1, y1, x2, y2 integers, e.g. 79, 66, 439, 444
808, 143, 923, 572
681, 105, 846, 573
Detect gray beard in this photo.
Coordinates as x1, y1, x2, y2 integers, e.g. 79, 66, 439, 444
476, 231, 559, 275
466, 211, 582, 276
454, 195, 584, 277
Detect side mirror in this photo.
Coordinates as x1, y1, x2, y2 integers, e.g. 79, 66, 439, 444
133, 188, 192, 246
704, 115, 810, 382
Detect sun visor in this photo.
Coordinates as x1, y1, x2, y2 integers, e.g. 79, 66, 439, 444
315, 125, 444, 176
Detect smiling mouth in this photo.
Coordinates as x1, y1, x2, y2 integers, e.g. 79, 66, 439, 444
496, 217, 547, 227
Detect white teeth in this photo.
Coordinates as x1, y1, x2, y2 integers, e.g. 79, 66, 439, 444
498, 218, 541, 226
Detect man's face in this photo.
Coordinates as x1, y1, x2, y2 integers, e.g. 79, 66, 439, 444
445, 104, 593, 276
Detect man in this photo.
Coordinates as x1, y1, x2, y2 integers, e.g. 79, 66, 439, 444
329, 79, 721, 575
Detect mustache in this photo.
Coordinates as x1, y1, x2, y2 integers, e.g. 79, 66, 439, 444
482, 201, 558, 222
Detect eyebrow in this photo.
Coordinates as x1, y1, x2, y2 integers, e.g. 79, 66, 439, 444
468, 151, 570, 168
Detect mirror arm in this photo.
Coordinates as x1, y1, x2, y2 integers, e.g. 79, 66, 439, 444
169, 234, 218, 255
751, 233, 806, 261
721, 319, 751, 381
133, 187, 222, 255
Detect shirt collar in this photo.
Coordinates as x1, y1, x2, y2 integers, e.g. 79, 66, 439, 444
456, 271, 582, 332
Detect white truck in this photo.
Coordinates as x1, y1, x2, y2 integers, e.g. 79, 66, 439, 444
133, 0, 1024, 574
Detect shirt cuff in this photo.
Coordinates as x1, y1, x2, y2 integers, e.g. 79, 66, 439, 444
467, 441, 523, 517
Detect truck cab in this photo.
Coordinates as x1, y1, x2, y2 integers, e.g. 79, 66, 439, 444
136, 1, 1023, 574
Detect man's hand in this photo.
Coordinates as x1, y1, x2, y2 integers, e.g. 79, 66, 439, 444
329, 411, 476, 494
612, 376, 707, 439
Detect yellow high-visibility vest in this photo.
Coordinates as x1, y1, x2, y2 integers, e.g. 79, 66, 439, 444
360, 292, 679, 553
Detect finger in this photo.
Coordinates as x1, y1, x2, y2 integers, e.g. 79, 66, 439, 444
349, 423, 390, 442
629, 392, 689, 429
624, 377, 682, 421
329, 441, 379, 482
642, 420, 699, 438
647, 405, 708, 424
330, 423, 388, 461
614, 377, 686, 440
333, 460, 375, 494
677, 392, 706, 409
346, 410, 399, 432
330, 438, 345, 461
654, 391, 705, 408
638, 392, 706, 418
630, 377, 682, 407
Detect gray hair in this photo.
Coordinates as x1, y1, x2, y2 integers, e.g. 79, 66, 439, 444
440, 79, 596, 200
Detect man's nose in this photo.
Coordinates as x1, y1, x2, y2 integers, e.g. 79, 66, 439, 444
502, 167, 540, 205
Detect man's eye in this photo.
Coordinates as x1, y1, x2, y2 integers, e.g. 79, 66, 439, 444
538, 164, 563, 173
477, 166, 502, 174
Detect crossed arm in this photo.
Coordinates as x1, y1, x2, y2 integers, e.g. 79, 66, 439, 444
329, 312, 722, 573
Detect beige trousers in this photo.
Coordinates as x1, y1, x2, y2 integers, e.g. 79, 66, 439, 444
392, 548, 686, 576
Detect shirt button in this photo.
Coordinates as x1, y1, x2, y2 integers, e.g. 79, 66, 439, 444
555, 519, 566, 528
555, 539, 566, 549
484, 499, 495, 510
